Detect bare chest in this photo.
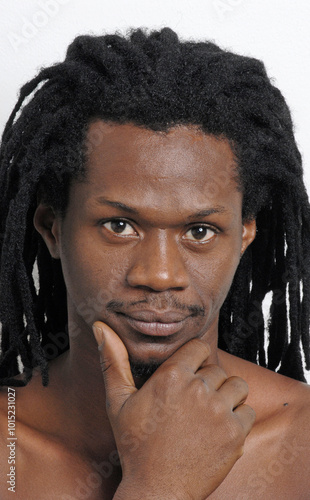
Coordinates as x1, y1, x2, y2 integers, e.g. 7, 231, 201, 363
1, 437, 122, 500
0, 419, 309, 500
208, 430, 309, 499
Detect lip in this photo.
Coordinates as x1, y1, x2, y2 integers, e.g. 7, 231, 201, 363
125, 317, 187, 336
118, 310, 190, 337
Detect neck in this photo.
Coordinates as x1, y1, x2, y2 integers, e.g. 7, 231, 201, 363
47, 313, 222, 454
47, 328, 115, 457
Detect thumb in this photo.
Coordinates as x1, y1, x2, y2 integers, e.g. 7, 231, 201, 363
92, 321, 137, 417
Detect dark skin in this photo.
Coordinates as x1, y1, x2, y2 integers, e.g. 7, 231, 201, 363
0, 122, 309, 499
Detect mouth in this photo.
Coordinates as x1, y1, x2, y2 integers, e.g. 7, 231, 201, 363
116, 310, 191, 337
104, 306, 208, 369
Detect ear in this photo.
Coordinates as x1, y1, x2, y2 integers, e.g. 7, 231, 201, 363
241, 218, 256, 256
33, 203, 61, 259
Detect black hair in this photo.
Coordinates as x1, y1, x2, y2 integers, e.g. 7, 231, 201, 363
1, 27, 310, 386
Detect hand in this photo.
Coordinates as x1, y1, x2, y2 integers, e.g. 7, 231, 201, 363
93, 321, 255, 500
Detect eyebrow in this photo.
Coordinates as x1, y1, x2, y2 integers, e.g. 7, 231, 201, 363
94, 197, 228, 219
95, 197, 139, 214
187, 207, 228, 220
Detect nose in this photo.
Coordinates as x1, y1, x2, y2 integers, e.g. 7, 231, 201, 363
126, 230, 190, 292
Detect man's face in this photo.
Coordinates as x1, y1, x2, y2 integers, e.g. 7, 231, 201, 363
50, 121, 255, 368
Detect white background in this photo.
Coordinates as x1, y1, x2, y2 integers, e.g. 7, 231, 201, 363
1, 0, 310, 381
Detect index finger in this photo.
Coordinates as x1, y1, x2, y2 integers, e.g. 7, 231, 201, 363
160, 337, 211, 374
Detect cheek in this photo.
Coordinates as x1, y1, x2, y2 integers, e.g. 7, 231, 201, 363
60, 237, 131, 311
190, 246, 241, 306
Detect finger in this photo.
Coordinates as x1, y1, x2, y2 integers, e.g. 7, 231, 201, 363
233, 404, 256, 436
196, 364, 228, 390
217, 376, 249, 409
92, 321, 137, 415
161, 337, 211, 374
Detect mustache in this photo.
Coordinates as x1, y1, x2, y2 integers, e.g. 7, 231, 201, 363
106, 297, 205, 318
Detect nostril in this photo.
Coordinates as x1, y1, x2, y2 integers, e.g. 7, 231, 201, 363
126, 261, 189, 291
125, 233, 190, 291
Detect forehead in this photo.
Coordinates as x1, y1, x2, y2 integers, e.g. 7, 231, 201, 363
81, 121, 241, 215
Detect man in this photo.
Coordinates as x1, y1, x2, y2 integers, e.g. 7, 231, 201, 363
0, 27, 309, 499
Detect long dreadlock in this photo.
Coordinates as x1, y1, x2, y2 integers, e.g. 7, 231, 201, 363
1, 27, 310, 386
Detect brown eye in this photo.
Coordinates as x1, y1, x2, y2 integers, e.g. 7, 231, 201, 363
183, 226, 216, 242
103, 220, 136, 235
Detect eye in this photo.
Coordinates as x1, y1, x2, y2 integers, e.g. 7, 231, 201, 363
102, 220, 137, 236
183, 225, 217, 242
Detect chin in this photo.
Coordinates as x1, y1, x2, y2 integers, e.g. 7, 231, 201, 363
127, 346, 171, 379
129, 357, 162, 379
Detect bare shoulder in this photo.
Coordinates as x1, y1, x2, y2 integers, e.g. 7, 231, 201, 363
250, 368, 310, 498
0, 375, 47, 499
220, 349, 310, 431
217, 350, 310, 498
219, 347, 310, 400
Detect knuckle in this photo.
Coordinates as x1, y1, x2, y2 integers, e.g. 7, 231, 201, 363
208, 396, 226, 417
236, 444, 245, 460
99, 357, 113, 374
227, 376, 249, 394
205, 364, 227, 380
190, 377, 209, 398
242, 404, 256, 424
158, 363, 181, 384
189, 337, 211, 356
226, 418, 245, 445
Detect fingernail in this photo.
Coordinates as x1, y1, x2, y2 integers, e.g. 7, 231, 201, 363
92, 324, 104, 348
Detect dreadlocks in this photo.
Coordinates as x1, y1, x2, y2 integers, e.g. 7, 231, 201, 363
1, 27, 310, 387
